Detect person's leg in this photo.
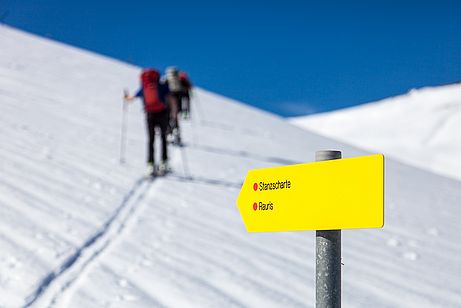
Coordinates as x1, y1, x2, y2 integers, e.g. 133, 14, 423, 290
183, 94, 190, 119
178, 93, 183, 114
159, 111, 169, 162
147, 113, 156, 164
169, 93, 181, 144
170, 93, 179, 130
184, 94, 190, 113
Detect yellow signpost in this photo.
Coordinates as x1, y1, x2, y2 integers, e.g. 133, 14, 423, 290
236, 154, 384, 232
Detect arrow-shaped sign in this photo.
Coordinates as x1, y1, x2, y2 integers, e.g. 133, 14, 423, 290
236, 154, 384, 232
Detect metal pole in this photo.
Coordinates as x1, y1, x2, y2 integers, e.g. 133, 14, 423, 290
192, 89, 205, 124
179, 145, 192, 180
120, 90, 128, 164
316, 150, 342, 308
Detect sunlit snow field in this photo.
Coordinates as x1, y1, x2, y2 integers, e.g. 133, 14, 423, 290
292, 83, 461, 182
1, 26, 461, 307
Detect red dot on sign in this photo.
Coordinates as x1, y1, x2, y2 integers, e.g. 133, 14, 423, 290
253, 203, 258, 211
253, 183, 258, 191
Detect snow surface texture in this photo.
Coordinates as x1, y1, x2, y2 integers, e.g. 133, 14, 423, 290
1, 25, 461, 307
291, 84, 461, 182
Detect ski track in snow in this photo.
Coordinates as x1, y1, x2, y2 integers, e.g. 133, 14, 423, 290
24, 176, 154, 307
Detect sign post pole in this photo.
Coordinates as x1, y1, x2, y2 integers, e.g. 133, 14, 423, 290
316, 150, 342, 308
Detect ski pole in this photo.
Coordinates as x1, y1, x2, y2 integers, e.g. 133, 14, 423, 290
192, 88, 205, 124
180, 146, 192, 180
120, 89, 129, 164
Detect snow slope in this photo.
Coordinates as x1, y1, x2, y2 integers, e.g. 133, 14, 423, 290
291, 84, 461, 181
1, 25, 461, 307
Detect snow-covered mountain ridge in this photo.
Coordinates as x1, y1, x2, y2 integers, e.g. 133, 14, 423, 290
1, 25, 461, 307
291, 83, 461, 181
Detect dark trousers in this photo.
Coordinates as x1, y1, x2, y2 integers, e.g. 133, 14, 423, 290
181, 94, 190, 113
146, 110, 169, 164
169, 92, 181, 130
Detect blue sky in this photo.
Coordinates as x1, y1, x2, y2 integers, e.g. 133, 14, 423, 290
2, 0, 461, 116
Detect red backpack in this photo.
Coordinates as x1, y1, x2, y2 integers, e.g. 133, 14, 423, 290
141, 69, 167, 112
